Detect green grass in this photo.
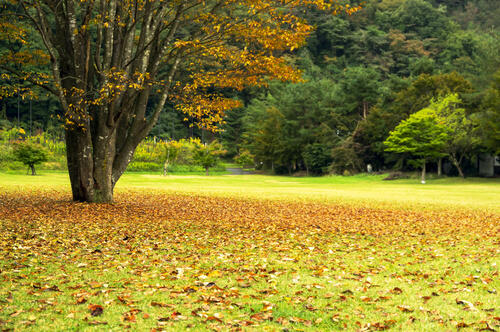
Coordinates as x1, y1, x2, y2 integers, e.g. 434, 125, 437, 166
0, 171, 499, 331
1, 170, 498, 211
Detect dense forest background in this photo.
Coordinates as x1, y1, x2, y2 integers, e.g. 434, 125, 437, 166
1, 0, 499, 176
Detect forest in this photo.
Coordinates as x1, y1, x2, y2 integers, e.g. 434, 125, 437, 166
1, 0, 499, 178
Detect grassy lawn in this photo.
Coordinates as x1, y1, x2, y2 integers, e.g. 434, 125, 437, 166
1, 171, 499, 211
0, 171, 499, 331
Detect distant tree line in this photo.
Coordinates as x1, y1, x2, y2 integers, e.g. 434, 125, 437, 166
1, 0, 499, 177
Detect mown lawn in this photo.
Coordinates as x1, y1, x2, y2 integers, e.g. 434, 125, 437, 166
0, 172, 498, 331
1, 171, 499, 211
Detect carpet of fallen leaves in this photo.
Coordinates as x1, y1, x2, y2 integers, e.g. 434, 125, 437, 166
0, 188, 499, 331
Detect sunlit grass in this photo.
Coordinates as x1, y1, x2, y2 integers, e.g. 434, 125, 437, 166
0, 172, 498, 331
1, 171, 498, 211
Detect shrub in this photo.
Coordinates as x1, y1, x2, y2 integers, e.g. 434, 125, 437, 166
192, 140, 226, 175
234, 149, 255, 168
127, 161, 162, 172
12, 142, 48, 175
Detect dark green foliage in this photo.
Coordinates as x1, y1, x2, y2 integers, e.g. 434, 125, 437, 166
221, 108, 245, 158
336, 66, 382, 119
302, 143, 333, 175
352, 72, 473, 168
330, 138, 364, 175
391, 0, 453, 41
475, 70, 500, 154
242, 80, 345, 174
13, 142, 48, 175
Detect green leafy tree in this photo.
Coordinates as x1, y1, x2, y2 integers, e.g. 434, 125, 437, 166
234, 149, 255, 169
192, 141, 225, 176
242, 79, 348, 174
13, 142, 48, 175
384, 109, 449, 182
431, 94, 480, 177
353, 72, 473, 169
330, 137, 364, 174
162, 140, 183, 176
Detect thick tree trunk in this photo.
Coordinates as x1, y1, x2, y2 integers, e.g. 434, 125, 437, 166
65, 126, 118, 203
92, 129, 116, 203
30, 165, 36, 175
421, 161, 426, 183
66, 128, 96, 202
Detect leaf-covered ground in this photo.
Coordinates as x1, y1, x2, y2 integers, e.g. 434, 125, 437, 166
0, 188, 498, 331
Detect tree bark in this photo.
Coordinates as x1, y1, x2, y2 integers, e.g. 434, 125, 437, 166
65, 128, 96, 202
362, 101, 368, 119
421, 161, 426, 183
163, 149, 170, 176
450, 154, 465, 178
205, 167, 209, 176
437, 158, 442, 176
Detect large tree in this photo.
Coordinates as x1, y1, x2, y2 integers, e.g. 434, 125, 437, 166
0, 0, 359, 202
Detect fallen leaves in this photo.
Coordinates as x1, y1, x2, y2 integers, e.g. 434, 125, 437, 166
456, 298, 477, 311
88, 304, 104, 316
390, 287, 403, 294
397, 305, 414, 313
0, 188, 498, 331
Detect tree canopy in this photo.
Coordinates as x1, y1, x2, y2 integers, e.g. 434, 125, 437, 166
384, 108, 449, 182
0, 0, 359, 202
1, 0, 499, 180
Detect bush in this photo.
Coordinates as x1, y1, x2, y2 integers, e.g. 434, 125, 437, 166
192, 140, 226, 175
12, 142, 48, 175
234, 149, 255, 168
127, 161, 162, 172
383, 172, 410, 180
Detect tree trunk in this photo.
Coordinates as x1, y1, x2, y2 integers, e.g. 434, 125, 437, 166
450, 154, 465, 178
437, 158, 442, 176
66, 128, 96, 202
205, 167, 209, 176
163, 161, 169, 176
163, 149, 170, 176
362, 101, 368, 119
65, 126, 118, 203
421, 161, 426, 183
30, 165, 36, 175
